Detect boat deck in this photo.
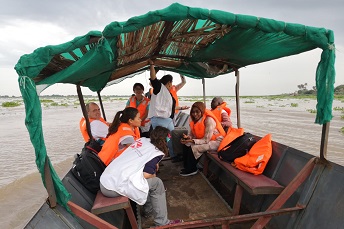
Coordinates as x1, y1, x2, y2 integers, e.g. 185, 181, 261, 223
139, 159, 232, 228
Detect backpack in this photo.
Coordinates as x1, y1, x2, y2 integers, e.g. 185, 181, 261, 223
218, 132, 257, 163
71, 140, 106, 194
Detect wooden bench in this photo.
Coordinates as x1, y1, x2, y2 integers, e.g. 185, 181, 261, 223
91, 191, 138, 229
203, 151, 284, 215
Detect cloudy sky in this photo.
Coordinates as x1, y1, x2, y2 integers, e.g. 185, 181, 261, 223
1, 0, 343, 96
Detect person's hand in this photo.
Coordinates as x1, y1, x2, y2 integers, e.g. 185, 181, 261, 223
180, 106, 190, 110
148, 59, 154, 65
180, 133, 193, 144
180, 138, 194, 144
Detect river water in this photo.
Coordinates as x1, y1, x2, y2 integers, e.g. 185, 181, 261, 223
0, 96, 343, 228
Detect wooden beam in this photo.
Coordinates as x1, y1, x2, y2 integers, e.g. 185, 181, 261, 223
153, 21, 175, 56
67, 201, 117, 229
109, 59, 181, 82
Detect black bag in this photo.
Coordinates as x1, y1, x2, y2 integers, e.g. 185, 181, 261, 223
218, 132, 257, 163
71, 141, 106, 194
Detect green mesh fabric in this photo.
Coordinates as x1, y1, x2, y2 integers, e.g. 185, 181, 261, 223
14, 3, 335, 209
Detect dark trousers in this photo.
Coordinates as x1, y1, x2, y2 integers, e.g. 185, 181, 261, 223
182, 145, 199, 172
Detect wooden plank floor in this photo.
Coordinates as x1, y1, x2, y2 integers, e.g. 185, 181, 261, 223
140, 159, 232, 228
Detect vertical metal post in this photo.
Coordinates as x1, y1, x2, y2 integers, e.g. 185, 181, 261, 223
319, 122, 330, 160
77, 85, 93, 141
44, 156, 57, 208
202, 78, 206, 106
235, 70, 241, 128
97, 91, 106, 121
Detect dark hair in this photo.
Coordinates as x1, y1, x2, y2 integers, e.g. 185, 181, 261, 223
150, 126, 170, 156
133, 83, 144, 91
108, 107, 139, 136
160, 74, 173, 85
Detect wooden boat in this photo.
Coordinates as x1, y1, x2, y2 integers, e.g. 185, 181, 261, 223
15, 3, 342, 229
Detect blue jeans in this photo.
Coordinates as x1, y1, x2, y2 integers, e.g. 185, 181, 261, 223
150, 117, 174, 131
151, 117, 175, 157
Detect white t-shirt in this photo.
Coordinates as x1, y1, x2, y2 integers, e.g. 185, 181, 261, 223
90, 120, 108, 140
100, 137, 164, 205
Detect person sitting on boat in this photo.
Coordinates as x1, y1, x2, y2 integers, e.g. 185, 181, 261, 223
180, 102, 226, 176
98, 107, 141, 166
210, 97, 232, 132
169, 73, 190, 116
100, 126, 183, 226
126, 83, 151, 138
79, 102, 109, 145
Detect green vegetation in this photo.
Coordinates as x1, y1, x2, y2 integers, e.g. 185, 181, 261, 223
295, 83, 316, 95
291, 103, 298, 107
333, 107, 344, 111
307, 109, 317, 114
244, 100, 255, 104
40, 99, 54, 103
334, 85, 344, 95
2, 101, 21, 107
340, 127, 344, 134
340, 115, 344, 120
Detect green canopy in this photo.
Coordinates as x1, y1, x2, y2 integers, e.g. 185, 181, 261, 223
14, 3, 335, 210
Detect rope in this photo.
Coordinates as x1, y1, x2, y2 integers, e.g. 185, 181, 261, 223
19, 75, 35, 90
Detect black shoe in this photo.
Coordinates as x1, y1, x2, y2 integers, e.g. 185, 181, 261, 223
179, 169, 198, 176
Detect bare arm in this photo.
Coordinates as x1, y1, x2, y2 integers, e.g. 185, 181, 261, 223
221, 111, 232, 128
148, 60, 156, 80
174, 74, 186, 92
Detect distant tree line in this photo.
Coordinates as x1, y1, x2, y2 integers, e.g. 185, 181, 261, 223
295, 83, 344, 95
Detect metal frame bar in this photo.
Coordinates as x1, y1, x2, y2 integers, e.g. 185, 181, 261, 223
77, 85, 93, 141
97, 90, 107, 121
235, 70, 241, 128
319, 122, 330, 160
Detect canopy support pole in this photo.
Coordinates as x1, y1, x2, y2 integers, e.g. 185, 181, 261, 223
44, 156, 56, 208
97, 91, 107, 121
319, 122, 330, 160
77, 85, 93, 141
202, 78, 206, 106
235, 70, 241, 128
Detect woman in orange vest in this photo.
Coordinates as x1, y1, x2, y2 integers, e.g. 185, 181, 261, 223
126, 83, 151, 137
169, 74, 189, 114
98, 107, 141, 166
179, 102, 226, 176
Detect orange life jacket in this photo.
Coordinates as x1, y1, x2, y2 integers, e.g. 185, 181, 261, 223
189, 110, 226, 141
79, 117, 108, 142
211, 102, 231, 122
98, 123, 140, 166
128, 95, 150, 126
217, 127, 244, 151
169, 86, 179, 114
234, 134, 272, 175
